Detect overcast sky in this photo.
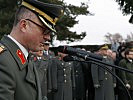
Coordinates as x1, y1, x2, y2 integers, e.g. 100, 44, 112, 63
54, 0, 133, 46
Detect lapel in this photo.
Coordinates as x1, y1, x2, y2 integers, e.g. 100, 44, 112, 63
25, 60, 36, 87
33, 62, 42, 100
1, 35, 28, 70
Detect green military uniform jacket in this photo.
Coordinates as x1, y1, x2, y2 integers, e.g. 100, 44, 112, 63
49, 58, 73, 100
119, 58, 133, 90
0, 36, 42, 100
91, 56, 115, 100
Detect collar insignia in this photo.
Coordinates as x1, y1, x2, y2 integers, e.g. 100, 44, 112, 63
16, 50, 26, 64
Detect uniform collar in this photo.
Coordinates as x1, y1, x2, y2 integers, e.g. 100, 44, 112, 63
103, 56, 107, 59
1, 35, 28, 70
8, 35, 28, 59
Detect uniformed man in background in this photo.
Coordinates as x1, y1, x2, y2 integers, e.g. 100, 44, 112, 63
30, 48, 50, 100
118, 47, 133, 100
48, 51, 73, 100
72, 56, 86, 100
0, 0, 63, 100
30, 39, 54, 100
91, 44, 116, 100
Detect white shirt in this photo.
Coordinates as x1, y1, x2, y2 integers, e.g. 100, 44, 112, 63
44, 50, 49, 55
8, 35, 28, 59
37, 57, 42, 60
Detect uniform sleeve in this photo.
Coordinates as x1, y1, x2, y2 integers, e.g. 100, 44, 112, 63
109, 57, 116, 84
91, 63, 99, 85
71, 61, 76, 88
0, 53, 16, 100
112, 67, 116, 84
50, 58, 58, 92
47, 60, 52, 92
118, 59, 128, 84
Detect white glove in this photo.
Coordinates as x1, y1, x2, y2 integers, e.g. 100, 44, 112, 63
113, 83, 116, 88
94, 84, 100, 88
126, 84, 131, 89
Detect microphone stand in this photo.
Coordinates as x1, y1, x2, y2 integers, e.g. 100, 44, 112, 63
76, 53, 133, 74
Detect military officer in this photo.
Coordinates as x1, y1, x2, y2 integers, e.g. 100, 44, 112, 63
118, 47, 133, 100
31, 40, 54, 100
0, 0, 63, 100
72, 57, 86, 100
91, 44, 116, 100
43, 40, 55, 59
30, 49, 51, 100
49, 52, 73, 100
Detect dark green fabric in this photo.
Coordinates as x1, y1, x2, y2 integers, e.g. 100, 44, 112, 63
0, 35, 42, 100
119, 59, 133, 90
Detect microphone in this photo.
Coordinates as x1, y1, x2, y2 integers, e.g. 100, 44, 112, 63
57, 46, 103, 60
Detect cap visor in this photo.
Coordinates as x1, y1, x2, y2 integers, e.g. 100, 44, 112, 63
38, 15, 56, 33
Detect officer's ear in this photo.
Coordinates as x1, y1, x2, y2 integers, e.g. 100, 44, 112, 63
19, 19, 29, 33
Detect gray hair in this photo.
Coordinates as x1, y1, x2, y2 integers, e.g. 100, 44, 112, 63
13, 6, 36, 26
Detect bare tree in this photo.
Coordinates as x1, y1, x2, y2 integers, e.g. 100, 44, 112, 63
104, 33, 113, 44
104, 33, 123, 44
125, 32, 133, 42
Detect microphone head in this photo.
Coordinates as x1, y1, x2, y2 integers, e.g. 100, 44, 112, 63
57, 46, 103, 61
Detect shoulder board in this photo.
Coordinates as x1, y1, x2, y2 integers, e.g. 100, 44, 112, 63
0, 43, 6, 54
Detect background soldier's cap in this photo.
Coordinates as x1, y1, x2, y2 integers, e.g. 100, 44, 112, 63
127, 47, 133, 52
21, 0, 64, 33
99, 44, 109, 50
125, 46, 133, 55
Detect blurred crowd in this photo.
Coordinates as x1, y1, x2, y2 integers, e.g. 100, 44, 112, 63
29, 39, 133, 100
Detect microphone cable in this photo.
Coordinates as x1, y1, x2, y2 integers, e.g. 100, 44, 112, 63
69, 58, 132, 100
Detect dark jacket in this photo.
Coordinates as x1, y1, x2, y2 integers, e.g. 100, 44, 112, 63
118, 58, 133, 90
0, 36, 42, 100
50, 58, 73, 100
35, 59, 49, 97
91, 56, 115, 100
72, 60, 86, 99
